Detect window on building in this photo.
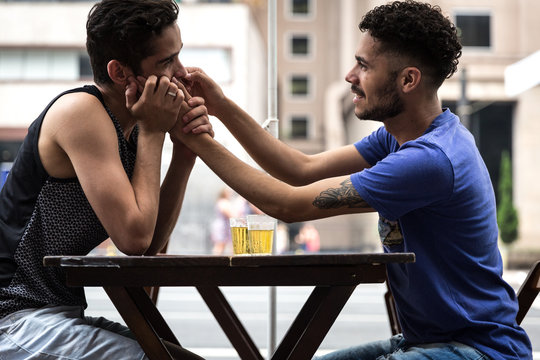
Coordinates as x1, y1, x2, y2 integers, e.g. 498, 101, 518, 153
291, 0, 310, 16
442, 101, 514, 198
291, 35, 310, 56
181, 47, 232, 84
0, 49, 84, 81
290, 75, 309, 96
455, 14, 491, 48
79, 53, 93, 79
290, 116, 309, 139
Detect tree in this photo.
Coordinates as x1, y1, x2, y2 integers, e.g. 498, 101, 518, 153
497, 150, 519, 245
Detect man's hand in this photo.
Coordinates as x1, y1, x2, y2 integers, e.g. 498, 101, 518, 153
125, 75, 183, 134
180, 67, 227, 117
169, 97, 214, 147
172, 78, 214, 137
164, 79, 213, 159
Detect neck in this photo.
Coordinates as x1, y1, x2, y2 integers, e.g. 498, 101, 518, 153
383, 100, 442, 146
96, 83, 137, 139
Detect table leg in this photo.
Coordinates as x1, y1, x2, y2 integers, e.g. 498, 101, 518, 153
105, 286, 204, 360
122, 287, 180, 345
197, 286, 264, 360
271, 285, 357, 360
104, 286, 174, 360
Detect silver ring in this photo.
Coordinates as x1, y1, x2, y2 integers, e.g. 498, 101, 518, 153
167, 91, 177, 97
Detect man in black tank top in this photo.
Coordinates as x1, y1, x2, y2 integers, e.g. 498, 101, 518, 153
0, 1, 211, 359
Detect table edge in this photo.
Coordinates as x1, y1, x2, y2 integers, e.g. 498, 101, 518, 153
43, 252, 415, 268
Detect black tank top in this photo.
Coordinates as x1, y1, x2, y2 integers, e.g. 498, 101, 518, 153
0, 85, 137, 318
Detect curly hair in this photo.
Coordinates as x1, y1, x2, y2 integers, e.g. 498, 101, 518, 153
86, 0, 179, 85
359, 0, 462, 88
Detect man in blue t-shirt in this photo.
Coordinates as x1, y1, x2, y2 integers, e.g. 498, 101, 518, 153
172, 1, 532, 359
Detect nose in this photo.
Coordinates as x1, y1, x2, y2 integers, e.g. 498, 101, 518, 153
345, 66, 357, 84
174, 57, 187, 79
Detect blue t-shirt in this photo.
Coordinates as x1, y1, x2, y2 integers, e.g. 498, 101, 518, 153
350, 109, 532, 360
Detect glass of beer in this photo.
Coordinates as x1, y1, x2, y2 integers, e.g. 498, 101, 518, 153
230, 217, 249, 255
247, 215, 276, 255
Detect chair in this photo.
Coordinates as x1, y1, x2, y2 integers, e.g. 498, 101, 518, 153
516, 260, 540, 325
384, 260, 540, 332
384, 278, 401, 335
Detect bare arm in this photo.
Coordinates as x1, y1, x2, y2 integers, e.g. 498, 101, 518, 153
144, 144, 196, 255
42, 76, 183, 255
169, 129, 375, 223
145, 89, 214, 255
183, 68, 371, 186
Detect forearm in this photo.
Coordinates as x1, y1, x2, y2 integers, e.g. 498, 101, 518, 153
145, 145, 196, 255
184, 133, 375, 223
184, 133, 286, 215
123, 131, 166, 253
215, 98, 314, 185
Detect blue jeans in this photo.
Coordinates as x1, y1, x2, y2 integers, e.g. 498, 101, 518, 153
316, 335, 489, 360
0, 305, 147, 360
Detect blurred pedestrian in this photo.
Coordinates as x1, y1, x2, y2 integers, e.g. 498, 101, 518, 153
295, 223, 320, 253
210, 187, 240, 254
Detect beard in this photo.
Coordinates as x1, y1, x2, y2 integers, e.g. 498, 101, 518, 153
353, 77, 404, 122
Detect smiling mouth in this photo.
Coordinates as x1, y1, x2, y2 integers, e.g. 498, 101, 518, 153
351, 85, 365, 99
351, 88, 365, 104
353, 94, 364, 104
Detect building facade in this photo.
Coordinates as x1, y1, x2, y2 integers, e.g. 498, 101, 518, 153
1, 0, 539, 257
253, 0, 540, 255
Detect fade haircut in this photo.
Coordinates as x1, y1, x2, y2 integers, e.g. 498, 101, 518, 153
86, 0, 179, 85
359, 0, 462, 88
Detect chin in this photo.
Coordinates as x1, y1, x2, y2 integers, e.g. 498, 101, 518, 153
355, 109, 372, 121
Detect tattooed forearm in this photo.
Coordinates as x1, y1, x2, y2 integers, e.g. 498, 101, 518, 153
312, 179, 370, 209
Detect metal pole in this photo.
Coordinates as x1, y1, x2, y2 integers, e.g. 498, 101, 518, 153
265, 0, 278, 358
262, 0, 279, 138
457, 67, 470, 129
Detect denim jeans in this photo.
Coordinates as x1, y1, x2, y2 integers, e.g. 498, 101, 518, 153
315, 335, 489, 360
0, 305, 147, 360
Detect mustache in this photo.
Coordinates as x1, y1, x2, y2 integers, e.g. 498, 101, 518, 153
351, 85, 364, 96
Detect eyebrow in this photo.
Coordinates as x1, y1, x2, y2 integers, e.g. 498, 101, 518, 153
157, 52, 179, 65
157, 43, 184, 65
355, 55, 369, 65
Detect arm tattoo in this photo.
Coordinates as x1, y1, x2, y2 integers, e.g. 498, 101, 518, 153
312, 179, 370, 209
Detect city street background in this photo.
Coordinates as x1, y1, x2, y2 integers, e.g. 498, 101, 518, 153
85, 268, 539, 359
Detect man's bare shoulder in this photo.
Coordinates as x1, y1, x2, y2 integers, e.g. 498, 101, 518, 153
45, 91, 111, 129
39, 90, 119, 178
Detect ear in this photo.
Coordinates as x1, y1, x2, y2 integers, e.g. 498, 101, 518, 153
399, 67, 421, 93
107, 60, 133, 85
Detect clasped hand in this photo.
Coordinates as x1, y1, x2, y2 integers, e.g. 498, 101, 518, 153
125, 75, 213, 140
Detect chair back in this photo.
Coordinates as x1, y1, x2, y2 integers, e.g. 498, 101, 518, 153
384, 279, 401, 335
516, 260, 540, 325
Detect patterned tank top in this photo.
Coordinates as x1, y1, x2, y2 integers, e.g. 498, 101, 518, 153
0, 85, 137, 318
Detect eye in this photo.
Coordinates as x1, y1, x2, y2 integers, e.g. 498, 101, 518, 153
355, 59, 367, 70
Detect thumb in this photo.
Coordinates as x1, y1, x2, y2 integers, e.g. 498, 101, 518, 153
125, 79, 138, 110
176, 81, 192, 101
184, 70, 203, 84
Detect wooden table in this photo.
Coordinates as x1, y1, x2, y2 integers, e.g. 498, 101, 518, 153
44, 253, 415, 360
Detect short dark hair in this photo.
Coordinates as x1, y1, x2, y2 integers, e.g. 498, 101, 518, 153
86, 0, 179, 85
359, 0, 462, 88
